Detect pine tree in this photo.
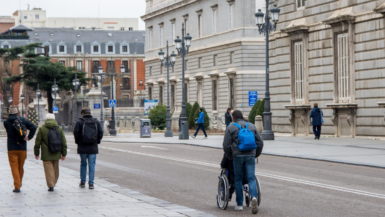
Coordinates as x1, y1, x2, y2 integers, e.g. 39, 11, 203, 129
1, 43, 90, 113
188, 102, 200, 129
248, 100, 261, 124
256, 98, 265, 121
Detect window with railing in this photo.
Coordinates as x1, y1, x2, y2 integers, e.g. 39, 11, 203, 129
229, 78, 234, 109
294, 42, 304, 103
159, 86, 163, 104
92, 61, 100, 72
149, 87, 153, 100
122, 60, 129, 73
297, 0, 306, 10
212, 80, 218, 110
107, 61, 114, 72
337, 33, 350, 102
171, 85, 175, 109
76, 61, 83, 71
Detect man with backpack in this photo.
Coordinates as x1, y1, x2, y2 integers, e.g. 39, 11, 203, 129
34, 113, 67, 192
222, 110, 264, 214
73, 107, 103, 189
4, 106, 37, 193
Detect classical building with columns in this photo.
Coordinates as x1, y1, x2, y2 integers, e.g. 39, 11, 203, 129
269, 0, 385, 137
142, 0, 267, 122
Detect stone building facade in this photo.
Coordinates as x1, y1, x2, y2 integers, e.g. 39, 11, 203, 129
142, 0, 267, 121
269, 0, 385, 137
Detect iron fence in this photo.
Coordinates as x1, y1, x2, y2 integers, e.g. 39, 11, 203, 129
103, 98, 144, 108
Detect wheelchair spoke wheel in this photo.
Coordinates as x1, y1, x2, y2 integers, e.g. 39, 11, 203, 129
217, 174, 229, 210
255, 176, 261, 206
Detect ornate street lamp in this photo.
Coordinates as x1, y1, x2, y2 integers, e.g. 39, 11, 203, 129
36, 84, 42, 122
159, 42, 176, 137
52, 78, 59, 117
255, 3, 281, 140
175, 24, 192, 140
72, 74, 81, 127
20, 94, 25, 116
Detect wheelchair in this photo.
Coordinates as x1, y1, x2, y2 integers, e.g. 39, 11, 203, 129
216, 169, 261, 210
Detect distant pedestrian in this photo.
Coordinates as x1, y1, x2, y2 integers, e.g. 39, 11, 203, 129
61, 122, 65, 130
310, 103, 324, 140
73, 107, 103, 189
225, 108, 232, 128
4, 106, 37, 193
34, 113, 67, 192
222, 110, 264, 214
191, 108, 207, 139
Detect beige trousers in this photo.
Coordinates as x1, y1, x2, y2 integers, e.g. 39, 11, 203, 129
43, 160, 59, 187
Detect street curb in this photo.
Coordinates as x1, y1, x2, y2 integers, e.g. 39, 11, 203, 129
103, 140, 385, 169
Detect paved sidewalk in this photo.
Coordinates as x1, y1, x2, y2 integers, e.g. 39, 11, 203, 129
104, 133, 385, 168
0, 151, 214, 217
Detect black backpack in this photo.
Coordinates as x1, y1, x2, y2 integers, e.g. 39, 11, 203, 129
48, 126, 63, 153
80, 118, 98, 144
13, 117, 27, 144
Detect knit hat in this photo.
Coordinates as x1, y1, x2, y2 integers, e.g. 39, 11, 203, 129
46, 113, 55, 120
9, 106, 19, 114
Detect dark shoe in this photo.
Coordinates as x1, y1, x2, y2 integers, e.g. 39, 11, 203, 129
48, 187, 54, 192
79, 182, 85, 188
314, 137, 317, 140
13, 189, 20, 193
89, 184, 94, 189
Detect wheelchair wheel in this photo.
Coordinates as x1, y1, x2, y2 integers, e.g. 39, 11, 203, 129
244, 185, 251, 207
255, 175, 261, 206
217, 171, 229, 210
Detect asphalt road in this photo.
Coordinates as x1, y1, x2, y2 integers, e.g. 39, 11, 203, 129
22, 136, 385, 217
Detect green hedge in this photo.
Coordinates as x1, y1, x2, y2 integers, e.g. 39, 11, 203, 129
149, 104, 167, 130
188, 102, 200, 129
248, 100, 261, 124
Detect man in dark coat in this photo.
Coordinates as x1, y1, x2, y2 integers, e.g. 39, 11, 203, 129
310, 103, 323, 140
4, 106, 37, 193
225, 108, 232, 128
73, 107, 103, 189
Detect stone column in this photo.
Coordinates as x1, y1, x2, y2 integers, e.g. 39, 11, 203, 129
34, 97, 47, 126
171, 117, 179, 131
134, 116, 140, 132
255, 115, 263, 134
127, 116, 133, 131
217, 116, 224, 131
86, 87, 106, 122
119, 116, 125, 133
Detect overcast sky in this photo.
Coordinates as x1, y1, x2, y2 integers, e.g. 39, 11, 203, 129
0, 0, 146, 30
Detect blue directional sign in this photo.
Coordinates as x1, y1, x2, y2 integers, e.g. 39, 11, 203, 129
53, 106, 58, 113
249, 91, 258, 106
109, 100, 117, 108
94, 103, 101, 109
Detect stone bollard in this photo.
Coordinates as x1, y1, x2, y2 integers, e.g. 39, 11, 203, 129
255, 115, 263, 134
103, 120, 109, 136
134, 116, 140, 132
217, 116, 224, 131
127, 116, 133, 131
119, 116, 125, 133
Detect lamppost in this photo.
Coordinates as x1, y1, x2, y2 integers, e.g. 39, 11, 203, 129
8, 97, 13, 107
36, 84, 42, 122
52, 78, 59, 116
20, 94, 25, 117
97, 63, 127, 136
174, 24, 192, 140
72, 74, 81, 128
158, 42, 176, 137
96, 66, 107, 122
255, 3, 281, 140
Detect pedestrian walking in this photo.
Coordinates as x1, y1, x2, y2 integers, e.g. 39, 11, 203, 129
73, 107, 103, 189
34, 113, 67, 192
310, 103, 323, 140
222, 110, 264, 214
61, 122, 65, 130
191, 108, 207, 139
4, 106, 37, 193
225, 108, 232, 128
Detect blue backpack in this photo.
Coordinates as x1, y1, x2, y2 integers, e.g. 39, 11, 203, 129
233, 122, 257, 152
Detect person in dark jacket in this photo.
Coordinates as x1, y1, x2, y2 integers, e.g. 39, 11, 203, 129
191, 108, 207, 139
73, 107, 103, 189
310, 103, 323, 140
222, 110, 263, 214
225, 108, 232, 128
4, 106, 37, 193
34, 113, 67, 192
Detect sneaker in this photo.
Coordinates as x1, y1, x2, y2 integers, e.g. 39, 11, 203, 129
79, 182, 85, 188
48, 187, 54, 192
89, 184, 94, 189
203, 137, 207, 139
191, 136, 196, 139
13, 189, 20, 193
251, 197, 259, 214
235, 206, 243, 211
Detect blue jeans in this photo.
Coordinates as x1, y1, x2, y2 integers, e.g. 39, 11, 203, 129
226, 122, 230, 128
233, 156, 258, 206
80, 154, 96, 184
194, 123, 207, 137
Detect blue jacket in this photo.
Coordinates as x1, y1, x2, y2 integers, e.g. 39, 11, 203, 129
310, 107, 323, 126
197, 111, 204, 124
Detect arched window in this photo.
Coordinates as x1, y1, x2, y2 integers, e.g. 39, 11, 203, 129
1, 41, 11, 49
57, 41, 67, 54
106, 41, 115, 54
91, 41, 101, 54
120, 41, 130, 54
74, 41, 83, 54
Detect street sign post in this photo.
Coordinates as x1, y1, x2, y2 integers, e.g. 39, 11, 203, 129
53, 106, 58, 114
109, 100, 116, 108
94, 103, 101, 109
249, 91, 258, 106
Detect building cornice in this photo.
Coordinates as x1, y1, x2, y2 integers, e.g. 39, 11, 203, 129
142, 0, 198, 22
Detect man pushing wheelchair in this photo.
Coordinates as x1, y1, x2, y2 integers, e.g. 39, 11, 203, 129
221, 110, 264, 214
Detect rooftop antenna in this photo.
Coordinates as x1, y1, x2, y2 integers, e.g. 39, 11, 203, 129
27, 4, 30, 10
98, 1, 100, 28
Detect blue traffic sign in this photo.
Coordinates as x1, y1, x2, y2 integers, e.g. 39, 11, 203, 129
94, 103, 101, 109
249, 91, 258, 106
109, 100, 116, 107
53, 106, 58, 113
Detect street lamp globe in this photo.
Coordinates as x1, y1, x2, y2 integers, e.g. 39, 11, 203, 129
158, 49, 165, 61
170, 51, 176, 64
36, 89, 41, 97
52, 84, 58, 92
255, 9, 264, 26
270, 5, 281, 23
120, 64, 125, 74
8, 97, 12, 103
72, 78, 80, 87
184, 33, 192, 47
174, 36, 182, 49
98, 65, 103, 74
20, 94, 25, 100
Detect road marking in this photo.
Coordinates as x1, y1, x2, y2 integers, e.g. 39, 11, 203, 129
95, 146, 385, 200
141, 146, 167, 150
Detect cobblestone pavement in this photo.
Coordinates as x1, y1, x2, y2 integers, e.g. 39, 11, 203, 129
103, 133, 385, 168
0, 151, 214, 217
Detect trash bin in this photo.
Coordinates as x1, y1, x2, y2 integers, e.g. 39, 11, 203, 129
140, 119, 151, 138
